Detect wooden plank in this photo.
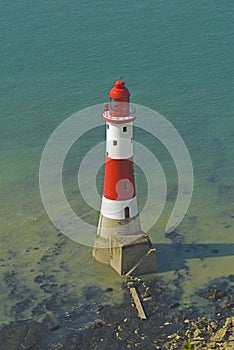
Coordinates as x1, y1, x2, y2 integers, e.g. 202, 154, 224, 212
129, 287, 147, 320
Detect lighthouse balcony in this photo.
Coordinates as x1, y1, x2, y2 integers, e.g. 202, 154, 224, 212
103, 103, 136, 124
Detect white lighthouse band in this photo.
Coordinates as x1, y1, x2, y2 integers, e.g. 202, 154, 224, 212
101, 195, 138, 220
106, 122, 133, 159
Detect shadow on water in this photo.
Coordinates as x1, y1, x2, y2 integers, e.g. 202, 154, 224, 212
154, 243, 234, 273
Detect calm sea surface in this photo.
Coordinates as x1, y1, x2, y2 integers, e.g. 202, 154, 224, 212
0, 0, 233, 324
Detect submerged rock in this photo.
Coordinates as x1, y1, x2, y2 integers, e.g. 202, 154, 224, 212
165, 230, 184, 244
0, 275, 233, 349
0, 320, 46, 350
218, 185, 234, 202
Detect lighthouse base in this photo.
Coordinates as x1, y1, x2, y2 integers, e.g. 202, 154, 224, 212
92, 232, 157, 276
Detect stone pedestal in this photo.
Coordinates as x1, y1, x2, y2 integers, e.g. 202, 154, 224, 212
92, 215, 157, 276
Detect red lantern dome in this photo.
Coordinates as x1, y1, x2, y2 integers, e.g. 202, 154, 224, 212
109, 80, 130, 101
103, 79, 135, 121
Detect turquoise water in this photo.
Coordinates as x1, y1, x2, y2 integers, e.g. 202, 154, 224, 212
0, 0, 233, 324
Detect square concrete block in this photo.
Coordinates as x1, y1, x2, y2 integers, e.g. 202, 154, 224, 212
110, 234, 157, 275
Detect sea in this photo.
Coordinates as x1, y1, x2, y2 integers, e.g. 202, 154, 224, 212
0, 0, 233, 325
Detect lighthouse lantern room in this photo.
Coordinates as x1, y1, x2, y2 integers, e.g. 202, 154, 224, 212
92, 80, 156, 276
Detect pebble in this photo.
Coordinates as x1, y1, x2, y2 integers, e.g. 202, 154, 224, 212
169, 302, 180, 309
143, 296, 152, 301
48, 323, 60, 332
194, 328, 201, 337
115, 332, 122, 340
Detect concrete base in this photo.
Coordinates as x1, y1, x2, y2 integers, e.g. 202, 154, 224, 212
92, 215, 157, 276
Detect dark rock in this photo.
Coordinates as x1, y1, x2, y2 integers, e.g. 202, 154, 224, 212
82, 285, 102, 301
8, 249, 17, 257
228, 274, 234, 282
31, 301, 46, 317
40, 255, 50, 262
48, 323, 60, 332
1, 275, 233, 350
4, 270, 17, 284
10, 298, 33, 318
21, 322, 43, 349
165, 230, 184, 244
40, 283, 53, 294
0, 320, 46, 350
199, 287, 225, 301
45, 295, 63, 311
59, 261, 67, 270
169, 302, 180, 309
105, 287, 113, 292
218, 185, 234, 202
90, 319, 105, 329
224, 224, 231, 228
207, 171, 219, 183
34, 274, 44, 284
211, 248, 219, 254
96, 305, 104, 312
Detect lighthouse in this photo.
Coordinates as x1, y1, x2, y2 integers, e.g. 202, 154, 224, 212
92, 80, 156, 276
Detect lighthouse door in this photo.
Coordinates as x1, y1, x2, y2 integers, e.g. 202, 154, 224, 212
124, 207, 130, 219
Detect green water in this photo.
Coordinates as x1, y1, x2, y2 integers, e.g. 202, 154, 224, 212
0, 0, 233, 324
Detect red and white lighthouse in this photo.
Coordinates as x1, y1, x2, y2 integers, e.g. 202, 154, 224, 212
102, 80, 137, 223
93, 80, 156, 276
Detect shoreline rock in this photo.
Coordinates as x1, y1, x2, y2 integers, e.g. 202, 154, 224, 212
0, 275, 233, 349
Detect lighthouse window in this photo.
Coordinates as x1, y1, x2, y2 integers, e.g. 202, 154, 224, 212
123, 126, 127, 132
106, 124, 109, 129
113, 140, 117, 146
124, 207, 130, 219
110, 98, 117, 111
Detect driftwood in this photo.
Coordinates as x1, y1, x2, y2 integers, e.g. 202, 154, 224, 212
128, 284, 147, 320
